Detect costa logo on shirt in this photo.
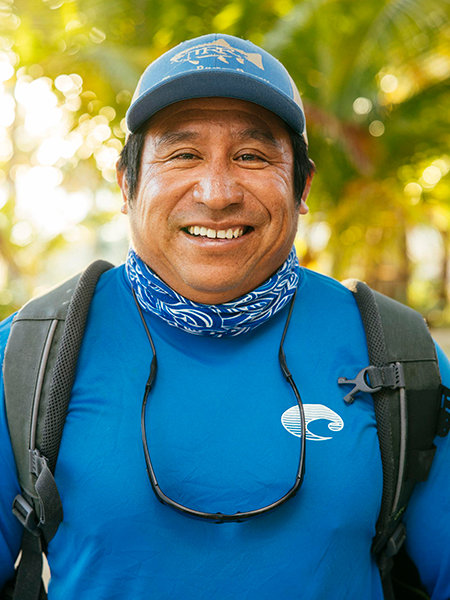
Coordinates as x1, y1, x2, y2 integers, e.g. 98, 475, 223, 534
281, 405, 344, 441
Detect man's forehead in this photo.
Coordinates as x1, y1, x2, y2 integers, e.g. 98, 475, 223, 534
144, 97, 289, 144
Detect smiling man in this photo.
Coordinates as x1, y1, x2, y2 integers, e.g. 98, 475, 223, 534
1, 33, 450, 600
118, 97, 310, 304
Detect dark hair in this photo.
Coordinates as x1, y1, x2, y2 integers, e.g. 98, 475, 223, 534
286, 124, 315, 205
117, 120, 315, 206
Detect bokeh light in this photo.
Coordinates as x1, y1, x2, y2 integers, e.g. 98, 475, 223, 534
353, 97, 373, 115
369, 120, 385, 137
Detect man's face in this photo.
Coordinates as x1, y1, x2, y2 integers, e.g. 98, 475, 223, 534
118, 97, 311, 304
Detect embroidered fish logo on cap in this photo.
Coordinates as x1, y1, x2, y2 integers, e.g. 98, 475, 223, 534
170, 38, 264, 70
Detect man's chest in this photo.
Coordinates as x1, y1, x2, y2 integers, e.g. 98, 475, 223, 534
54, 324, 382, 538
45, 299, 385, 598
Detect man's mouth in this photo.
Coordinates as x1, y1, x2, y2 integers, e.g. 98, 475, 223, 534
183, 226, 250, 239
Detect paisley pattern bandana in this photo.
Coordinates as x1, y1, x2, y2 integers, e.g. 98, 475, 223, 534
125, 247, 300, 337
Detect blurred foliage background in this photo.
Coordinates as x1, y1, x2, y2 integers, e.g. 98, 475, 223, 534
0, 0, 449, 324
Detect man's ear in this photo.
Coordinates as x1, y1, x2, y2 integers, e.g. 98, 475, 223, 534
299, 165, 315, 215
116, 167, 129, 214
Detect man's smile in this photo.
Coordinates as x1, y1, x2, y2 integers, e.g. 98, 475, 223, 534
183, 225, 251, 239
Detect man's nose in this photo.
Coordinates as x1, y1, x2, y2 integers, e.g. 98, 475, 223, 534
192, 162, 243, 209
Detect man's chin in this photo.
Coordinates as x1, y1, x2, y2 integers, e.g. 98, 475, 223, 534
178, 283, 249, 305
170, 273, 256, 305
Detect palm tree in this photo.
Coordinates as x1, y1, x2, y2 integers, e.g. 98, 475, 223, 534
263, 0, 450, 309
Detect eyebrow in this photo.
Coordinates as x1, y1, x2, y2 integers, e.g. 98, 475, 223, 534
155, 131, 200, 150
154, 127, 281, 150
235, 128, 281, 149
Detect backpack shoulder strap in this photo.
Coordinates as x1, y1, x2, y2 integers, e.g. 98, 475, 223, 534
339, 279, 449, 595
2, 259, 113, 600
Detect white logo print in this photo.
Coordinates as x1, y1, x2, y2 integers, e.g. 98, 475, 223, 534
170, 38, 264, 70
281, 405, 344, 441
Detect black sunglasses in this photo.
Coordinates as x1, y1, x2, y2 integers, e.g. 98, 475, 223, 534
133, 289, 305, 523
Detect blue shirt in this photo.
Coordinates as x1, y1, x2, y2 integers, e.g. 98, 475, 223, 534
1, 265, 449, 599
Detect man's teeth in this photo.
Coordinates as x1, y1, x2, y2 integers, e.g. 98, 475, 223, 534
187, 226, 245, 239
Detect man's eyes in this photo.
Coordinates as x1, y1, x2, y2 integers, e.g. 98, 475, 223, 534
168, 152, 266, 163
236, 153, 265, 162
171, 152, 198, 160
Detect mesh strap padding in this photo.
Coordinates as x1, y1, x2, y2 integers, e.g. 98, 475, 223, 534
40, 260, 113, 473
343, 280, 395, 551
343, 279, 441, 559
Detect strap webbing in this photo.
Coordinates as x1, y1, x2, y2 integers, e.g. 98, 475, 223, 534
13, 531, 47, 600
32, 453, 64, 541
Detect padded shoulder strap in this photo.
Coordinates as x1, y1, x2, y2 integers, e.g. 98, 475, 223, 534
5, 272, 82, 506
341, 280, 442, 555
3, 259, 113, 537
3, 260, 113, 600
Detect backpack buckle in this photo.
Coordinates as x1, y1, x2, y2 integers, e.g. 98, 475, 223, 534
338, 363, 405, 404
384, 522, 407, 558
29, 448, 48, 477
12, 494, 41, 536
376, 522, 406, 579
338, 366, 383, 404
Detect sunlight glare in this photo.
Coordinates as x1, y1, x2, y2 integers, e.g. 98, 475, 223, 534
95, 146, 119, 170
16, 77, 62, 136
0, 137, 13, 162
55, 74, 74, 93
11, 221, 33, 246
0, 93, 15, 127
0, 62, 14, 82
0, 186, 8, 210
15, 165, 93, 237
37, 136, 81, 166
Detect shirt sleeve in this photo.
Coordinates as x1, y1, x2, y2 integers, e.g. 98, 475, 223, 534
0, 315, 24, 588
402, 342, 450, 600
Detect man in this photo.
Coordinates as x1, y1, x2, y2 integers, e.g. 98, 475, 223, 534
1, 33, 449, 599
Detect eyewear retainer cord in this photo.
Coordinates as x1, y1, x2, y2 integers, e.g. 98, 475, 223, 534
133, 288, 305, 523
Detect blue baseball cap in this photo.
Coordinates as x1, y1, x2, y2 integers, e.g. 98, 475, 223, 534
126, 33, 306, 138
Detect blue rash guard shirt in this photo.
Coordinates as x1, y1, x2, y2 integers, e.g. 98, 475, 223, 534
0, 265, 449, 599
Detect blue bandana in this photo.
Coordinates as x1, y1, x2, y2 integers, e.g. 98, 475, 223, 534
125, 248, 300, 337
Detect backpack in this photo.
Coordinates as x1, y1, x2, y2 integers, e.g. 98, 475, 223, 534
1, 261, 450, 600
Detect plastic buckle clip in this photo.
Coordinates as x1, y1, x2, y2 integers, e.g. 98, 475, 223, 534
338, 366, 383, 404
377, 523, 406, 578
29, 448, 48, 477
385, 522, 406, 558
12, 494, 41, 536
391, 362, 405, 389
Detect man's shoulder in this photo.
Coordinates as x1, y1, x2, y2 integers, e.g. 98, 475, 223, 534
299, 266, 357, 307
